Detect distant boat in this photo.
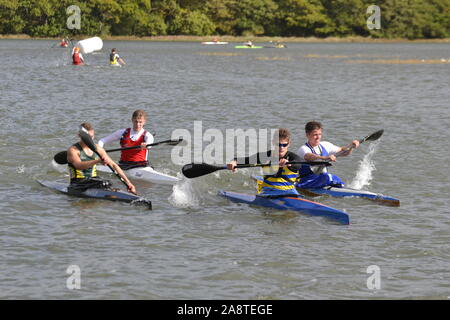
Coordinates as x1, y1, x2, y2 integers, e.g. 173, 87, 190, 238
234, 45, 262, 49
201, 41, 228, 45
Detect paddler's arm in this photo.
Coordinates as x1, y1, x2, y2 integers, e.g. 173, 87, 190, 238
67, 145, 103, 170
304, 152, 337, 162
96, 145, 137, 194
336, 140, 360, 156
98, 129, 126, 148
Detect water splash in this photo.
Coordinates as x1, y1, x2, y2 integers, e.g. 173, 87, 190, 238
348, 142, 379, 190
168, 177, 201, 208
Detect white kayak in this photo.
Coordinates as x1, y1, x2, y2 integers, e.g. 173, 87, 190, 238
96, 165, 180, 185
201, 41, 228, 45
51, 161, 180, 185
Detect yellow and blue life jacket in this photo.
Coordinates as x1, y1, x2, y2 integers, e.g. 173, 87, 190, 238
68, 143, 98, 181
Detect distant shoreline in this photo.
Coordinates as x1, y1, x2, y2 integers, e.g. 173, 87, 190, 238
1, 34, 450, 43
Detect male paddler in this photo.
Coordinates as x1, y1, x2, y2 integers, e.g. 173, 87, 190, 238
227, 128, 302, 197
98, 110, 154, 170
297, 121, 359, 189
67, 122, 136, 194
110, 48, 126, 66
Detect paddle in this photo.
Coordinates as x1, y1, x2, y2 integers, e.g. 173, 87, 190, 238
182, 161, 332, 179
53, 138, 184, 165
336, 129, 384, 157
78, 127, 131, 191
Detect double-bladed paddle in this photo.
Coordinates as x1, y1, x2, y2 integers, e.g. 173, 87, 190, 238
336, 129, 384, 157
54, 138, 184, 165
182, 161, 332, 179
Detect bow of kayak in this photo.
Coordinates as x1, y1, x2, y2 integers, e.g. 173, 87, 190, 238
218, 190, 349, 225
298, 186, 400, 207
96, 165, 180, 185
38, 180, 152, 209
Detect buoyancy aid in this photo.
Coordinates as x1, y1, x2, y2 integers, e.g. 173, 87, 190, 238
68, 143, 98, 180
119, 128, 148, 163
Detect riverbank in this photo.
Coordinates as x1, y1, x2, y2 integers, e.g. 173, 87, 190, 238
2, 34, 450, 43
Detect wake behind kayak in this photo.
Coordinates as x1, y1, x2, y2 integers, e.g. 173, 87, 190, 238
38, 180, 152, 209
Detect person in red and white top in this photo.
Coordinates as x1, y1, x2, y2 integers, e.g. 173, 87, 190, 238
98, 110, 154, 170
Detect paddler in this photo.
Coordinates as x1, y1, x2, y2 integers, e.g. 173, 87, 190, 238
110, 48, 126, 66
297, 121, 359, 189
60, 38, 68, 47
67, 122, 136, 194
98, 109, 154, 171
227, 128, 302, 197
71, 46, 84, 65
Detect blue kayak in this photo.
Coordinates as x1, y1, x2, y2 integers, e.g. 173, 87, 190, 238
252, 175, 399, 206
218, 190, 350, 225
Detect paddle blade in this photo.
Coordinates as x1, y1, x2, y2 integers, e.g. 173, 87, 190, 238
182, 163, 225, 178
362, 129, 384, 143
79, 126, 98, 153
54, 151, 68, 164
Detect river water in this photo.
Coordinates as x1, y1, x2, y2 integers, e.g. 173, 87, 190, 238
0, 39, 449, 300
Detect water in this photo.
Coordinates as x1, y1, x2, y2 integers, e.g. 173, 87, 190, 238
0, 39, 449, 299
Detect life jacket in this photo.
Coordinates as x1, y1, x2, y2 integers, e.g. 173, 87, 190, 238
68, 143, 98, 180
110, 53, 119, 65
72, 52, 83, 65
119, 128, 148, 163
299, 143, 329, 177
297, 143, 344, 189
257, 164, 300, 197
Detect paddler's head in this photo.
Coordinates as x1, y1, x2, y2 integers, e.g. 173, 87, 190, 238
276, 128, 291, 158
111, 48, 117, 53
305, 121, 323, 147
79, 122, 94, 142
73, 47, 80, 53
131, 109, 147, 131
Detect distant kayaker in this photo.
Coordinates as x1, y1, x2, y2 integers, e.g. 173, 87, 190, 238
297, 121, 360, 189
98, 109, 154, 170
67, 122, 136, 194
60, 38, 68, 47
110, 48, 126, 66
245, 41, 253, 47
71, 47, 84, 65
227, 128, 302, 197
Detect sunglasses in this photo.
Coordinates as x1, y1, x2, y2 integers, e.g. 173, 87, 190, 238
279, 143, 289, 148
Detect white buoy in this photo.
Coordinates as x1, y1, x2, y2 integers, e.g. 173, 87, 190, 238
76, 37, 103, 54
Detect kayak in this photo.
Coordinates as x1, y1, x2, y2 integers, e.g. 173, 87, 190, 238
201, 41, 228, 45
38, 180, 152, 209
297, 185, 400, 206
96, 165, 180, 185
218, 190, 349, 225
235, 45, 263, 49
252, 175, 400, 206
51, 161, 179, 185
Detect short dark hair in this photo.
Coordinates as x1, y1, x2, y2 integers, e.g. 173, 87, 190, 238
305, 121, 322, 133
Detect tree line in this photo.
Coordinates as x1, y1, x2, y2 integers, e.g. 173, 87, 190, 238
1, 0, 449, 39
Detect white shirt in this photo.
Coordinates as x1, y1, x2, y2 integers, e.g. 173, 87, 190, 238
98, 128, 154, 148
297, 141, 340, 174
